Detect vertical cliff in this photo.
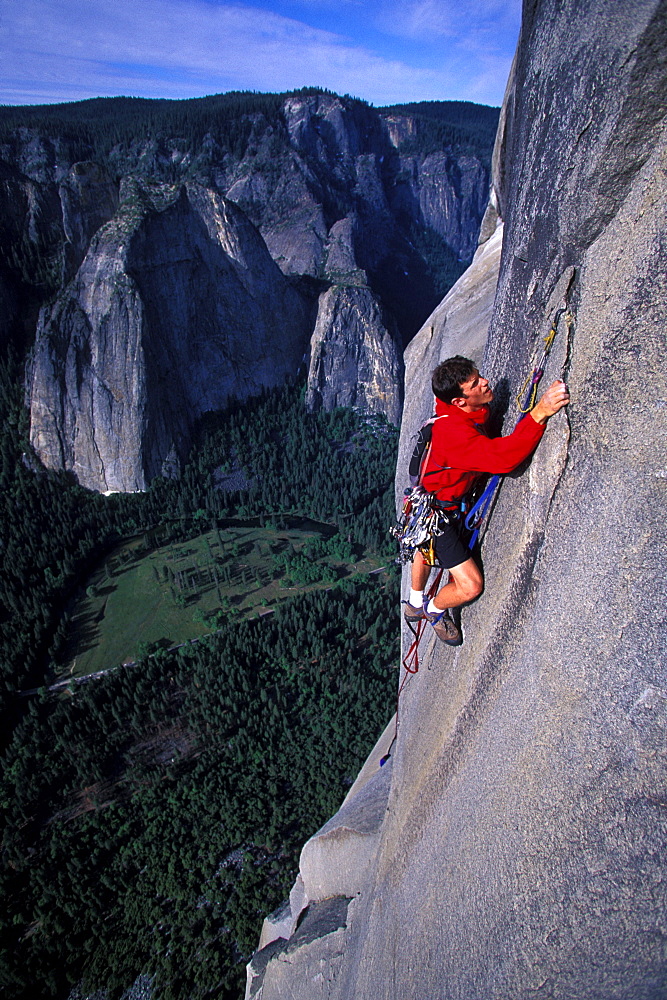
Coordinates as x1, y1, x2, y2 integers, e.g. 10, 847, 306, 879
249, 1, 667, 996
27, 180, 311, 492
305, 285, 404, 425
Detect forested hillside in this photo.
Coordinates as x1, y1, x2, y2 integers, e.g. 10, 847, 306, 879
0, 356, 400, 999
380, 100, 500, 162
2, 579, 398, 1000
0, 91, 499, 174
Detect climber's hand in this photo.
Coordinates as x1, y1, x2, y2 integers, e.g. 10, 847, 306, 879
531, 380, 570, 424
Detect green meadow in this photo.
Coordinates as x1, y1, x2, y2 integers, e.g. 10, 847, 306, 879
62, 519, 383, 678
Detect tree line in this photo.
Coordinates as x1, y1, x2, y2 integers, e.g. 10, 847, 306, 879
380, 100, 500, 163
0, 91, 498, 168
0, 89, 325, 161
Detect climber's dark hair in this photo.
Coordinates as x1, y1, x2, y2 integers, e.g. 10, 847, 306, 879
432, 356, 478, 403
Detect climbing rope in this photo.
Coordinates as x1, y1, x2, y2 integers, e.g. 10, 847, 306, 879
465, 302, 575, 547
401, 568, 443, 676
379, 567, 445, 762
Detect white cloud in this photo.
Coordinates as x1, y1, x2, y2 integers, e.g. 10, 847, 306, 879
375, 0, 458, 41
0, 0, 516, 106
374, 0, 521, 49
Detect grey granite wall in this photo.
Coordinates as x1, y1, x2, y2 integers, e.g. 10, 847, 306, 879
249, 2, 667, 996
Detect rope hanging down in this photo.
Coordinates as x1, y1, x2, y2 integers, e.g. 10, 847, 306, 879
379, 568, 444, 765
464, 304, 574, 548
401, 568, 444, 677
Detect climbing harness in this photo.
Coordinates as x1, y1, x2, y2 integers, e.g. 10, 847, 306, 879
390, 408, 465, 564
464, 303, 575, 548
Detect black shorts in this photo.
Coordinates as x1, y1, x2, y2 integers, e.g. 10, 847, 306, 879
430, 519, 471, 569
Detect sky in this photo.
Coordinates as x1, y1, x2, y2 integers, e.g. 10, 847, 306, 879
0, 0, 521, 109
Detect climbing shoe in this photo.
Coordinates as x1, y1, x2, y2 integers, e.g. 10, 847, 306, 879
403, 600, 426, 624
424, 606, 462, 646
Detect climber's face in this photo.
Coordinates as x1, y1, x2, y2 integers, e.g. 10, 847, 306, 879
456, 369, 493, 410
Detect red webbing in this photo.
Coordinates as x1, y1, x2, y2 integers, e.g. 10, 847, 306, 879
394, 568, 444, 741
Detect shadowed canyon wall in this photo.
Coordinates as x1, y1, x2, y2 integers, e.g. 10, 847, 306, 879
26, 181, 311, 491
248, 1, 667, 997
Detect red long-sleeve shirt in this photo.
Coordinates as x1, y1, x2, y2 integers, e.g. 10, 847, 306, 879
421, 398, 545, 503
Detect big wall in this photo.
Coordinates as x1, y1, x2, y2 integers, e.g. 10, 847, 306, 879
251, 0, 667, 997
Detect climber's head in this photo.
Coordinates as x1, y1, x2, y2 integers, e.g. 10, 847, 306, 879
432, 356, 493, 410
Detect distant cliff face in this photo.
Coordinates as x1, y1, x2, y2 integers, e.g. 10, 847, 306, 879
3, 94, 492, 346
305, 285, 404, 425
0, 93, 494, 487
249, 2, 667, 998
27, 180, 310, 491
221, 94, 487, 322
59, 161, 119, 276
0, 159, 64, 342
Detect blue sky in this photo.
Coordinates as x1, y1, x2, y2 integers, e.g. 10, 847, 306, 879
0, 0, 521, 109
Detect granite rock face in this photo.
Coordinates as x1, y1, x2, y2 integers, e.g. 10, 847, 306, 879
3, 93, 494, 482
0, 151, 118, 305
245, 720, 396, 999
27, 180, 310, 491
246, 896, 352, 1000
387, 150, 489, 262
224, 94, 485, 280
0, 159, 64, 343
221, 93, 492, 343
3, 95, 492, 347
251, 2, 667, 997
305, 285, 404, 425
59, 161, 119, 276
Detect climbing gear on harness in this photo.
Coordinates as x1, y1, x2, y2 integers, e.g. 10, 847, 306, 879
465, 299, 575, 548
392, 407, 470, 565
390, 485, 464, 565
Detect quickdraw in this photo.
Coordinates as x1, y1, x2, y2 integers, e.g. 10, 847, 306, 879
515, 307, 571, 412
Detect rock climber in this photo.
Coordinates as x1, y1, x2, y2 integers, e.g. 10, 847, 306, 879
405, 355, 569, 645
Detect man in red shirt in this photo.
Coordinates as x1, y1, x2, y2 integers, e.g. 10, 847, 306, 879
405, 355, 569, 645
